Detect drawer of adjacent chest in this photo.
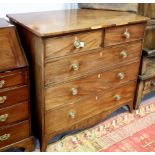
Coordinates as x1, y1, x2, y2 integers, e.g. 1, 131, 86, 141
0, 68, 28, 90
45, 30, 102, 59
0, 85, 28, 108
104, 23, 145, 46
0, 120, 30, 148
45, 81, 136, 133
45, 61, 139, 110
45, 41, 142, 85
0, 102, 29, 127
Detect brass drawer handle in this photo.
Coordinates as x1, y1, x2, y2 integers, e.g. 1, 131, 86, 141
0, 114, 8, 122
117, 72, 125, 80
0, 80, 5, 88
120, 51, 128, 58
123, 29, 130, 39
114, 95, 121, 101
0, 133, 10, 141
71, 63, 79, 71
68, 111, 76, 119
71, 88, 78, 96
73, 37, 85, 49
0, 96, 7, 104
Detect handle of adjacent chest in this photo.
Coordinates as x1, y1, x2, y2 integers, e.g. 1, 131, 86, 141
0, 114, 8, 122
0, 80, 5, 88
123, 29, 130, 39
0, 134, 10, 141
0, 96, 7, 104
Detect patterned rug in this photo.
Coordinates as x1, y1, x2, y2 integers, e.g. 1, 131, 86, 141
47, 98, 155, 152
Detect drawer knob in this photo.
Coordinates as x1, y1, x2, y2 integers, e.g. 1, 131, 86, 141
151, 81, 155, 86
117, 72, 125, 80
0, 80, 5, 88
73, 38, 85, 49
68, 111, 76, 119
71, 63, 79, 71
0, 133, 10, 141
0, 96, 7, 104
123, 31, 130, 39
114, 95, 121, 101
0, 114, 8, 122
120, 51, 128, 58
71, 88, 78, 96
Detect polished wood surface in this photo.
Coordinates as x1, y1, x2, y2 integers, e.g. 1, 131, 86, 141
0, 120, 30, 148
104, 23, 145, 46
45, 61, 139, 111
46, 81, 135, 134
0, 19, 34, 151
45, 30, 102, 59
45, 41, 142, 85
0, 68, 28, 89
7, 9, 149, 36
0, 86, 28, 109
7, 10, 148, 151
0, 102, 28, 126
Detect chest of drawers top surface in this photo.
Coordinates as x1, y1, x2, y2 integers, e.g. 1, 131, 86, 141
7, 9, 149, 37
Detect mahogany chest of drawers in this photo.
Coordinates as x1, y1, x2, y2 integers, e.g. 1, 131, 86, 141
7, 9, 149, 151
0, 19, 34, 151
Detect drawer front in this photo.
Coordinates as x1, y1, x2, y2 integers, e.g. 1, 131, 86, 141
0, 86, 28, 108
45, 41, 142, 85
0, 68, 28, 89
45, 61, 139, 110
0, 120, 29, 148
46, 81, 136, 133
0, 102, 29, 127
45, 30, 102, 59
104, 23, 145, 46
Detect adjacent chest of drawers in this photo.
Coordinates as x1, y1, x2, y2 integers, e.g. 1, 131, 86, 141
0, 19, 34, 151
7, 9, 149, 151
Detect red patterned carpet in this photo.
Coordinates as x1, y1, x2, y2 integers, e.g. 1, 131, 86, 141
47, 98, 155, 152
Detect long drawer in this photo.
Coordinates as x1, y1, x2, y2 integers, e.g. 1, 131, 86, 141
104, 23, 145, 46
45, 61, 139, 111
45, 41, 142, 85
0, 101, 29, 127
45, 81, 136, 134
45, 30, 102, 59
0, 85, 28, 108
0, 120, 30, 148
0, 68, 28, 90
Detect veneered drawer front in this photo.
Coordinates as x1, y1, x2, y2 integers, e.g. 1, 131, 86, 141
0, 120, 29, 148
0, 102, 29, 127
0, 68, 28, 89
45, 41, 142, 85
45, 81, 136, 133
45, 30, 102, 59
104, 23, 145, 46
0, 85, 28, 108
45, 61, 139, 111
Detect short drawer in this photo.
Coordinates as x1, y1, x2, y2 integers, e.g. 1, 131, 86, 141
0, 120, 29, 148
45, 30, 102, 59
104, 23, 145, 46
0, 85, 28, 108
0, 101, 29, 127
45, 81, 136, 133
45, 61, 139, 110
0, 68, 28, 89
45, 41, 142, 85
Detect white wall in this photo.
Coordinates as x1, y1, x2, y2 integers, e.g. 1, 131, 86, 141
0, 3, 78, 18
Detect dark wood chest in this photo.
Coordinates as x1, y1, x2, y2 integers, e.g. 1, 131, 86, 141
7, 9, 149, 151
0, 19, 34, 151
